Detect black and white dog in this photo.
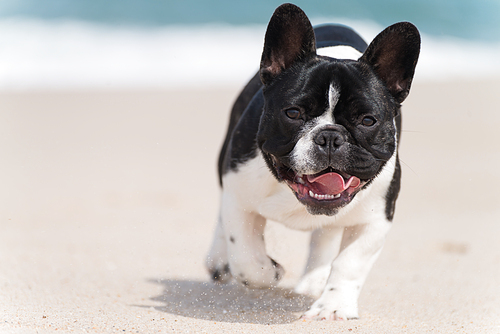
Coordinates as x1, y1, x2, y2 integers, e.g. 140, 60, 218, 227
206, 3, 420, 320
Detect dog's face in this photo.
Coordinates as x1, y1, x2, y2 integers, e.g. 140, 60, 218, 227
259, 60, 398, 215
256, 5, 420, 216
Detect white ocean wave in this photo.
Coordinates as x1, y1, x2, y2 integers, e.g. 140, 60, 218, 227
0, 18, 499, 90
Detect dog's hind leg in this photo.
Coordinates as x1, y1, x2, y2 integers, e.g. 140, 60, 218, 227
295, 226, 344, 297
205, 216, 231, 283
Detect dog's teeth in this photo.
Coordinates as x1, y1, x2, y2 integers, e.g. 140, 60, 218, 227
308, 190, 342, 200
297, 176, 304, 184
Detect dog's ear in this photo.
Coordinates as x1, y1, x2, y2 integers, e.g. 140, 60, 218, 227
359, 22, 420, 103
260, 4, 316, 85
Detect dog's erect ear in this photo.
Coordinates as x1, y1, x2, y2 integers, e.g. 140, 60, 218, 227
260, 4, 316, 85
359, 22, 420, 103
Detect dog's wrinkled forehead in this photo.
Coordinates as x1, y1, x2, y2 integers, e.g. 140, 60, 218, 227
266, 59, 355, 116
305, 82, 341, 131
296, 61, 363, 122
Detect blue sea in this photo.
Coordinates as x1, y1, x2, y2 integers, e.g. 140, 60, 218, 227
1, 0, 499, 89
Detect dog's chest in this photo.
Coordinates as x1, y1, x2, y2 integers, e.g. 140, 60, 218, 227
222, 153, 316, 229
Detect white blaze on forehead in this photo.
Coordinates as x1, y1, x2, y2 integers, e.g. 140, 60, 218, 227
328, 84, 340, 119
316, 83, 339, 127
290, 83, 340, 174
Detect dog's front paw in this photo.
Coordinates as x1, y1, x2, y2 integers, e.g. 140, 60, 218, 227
300, 294, 359, 321
301, 303, 359, 321
233, 257, 284, 288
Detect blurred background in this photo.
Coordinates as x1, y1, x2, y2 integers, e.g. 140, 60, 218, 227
1, 0, 499, 90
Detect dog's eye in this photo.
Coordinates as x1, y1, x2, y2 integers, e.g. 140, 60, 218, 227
285, 109, 301, 120
361, 116, 376, 127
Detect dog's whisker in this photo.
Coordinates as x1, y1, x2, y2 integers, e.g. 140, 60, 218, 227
399, 158, 418, 177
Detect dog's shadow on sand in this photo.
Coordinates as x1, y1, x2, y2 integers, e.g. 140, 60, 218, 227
140, 279, 314, 324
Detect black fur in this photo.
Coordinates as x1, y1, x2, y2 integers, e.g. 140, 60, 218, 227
385, 156, 401, 221
314, 24, 367, 52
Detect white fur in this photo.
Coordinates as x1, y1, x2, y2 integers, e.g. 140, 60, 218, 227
295, 225, 344, 297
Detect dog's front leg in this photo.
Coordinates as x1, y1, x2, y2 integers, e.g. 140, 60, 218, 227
220, 192, 284, 288
301, 219, 391, 320
295, 226, 344, 297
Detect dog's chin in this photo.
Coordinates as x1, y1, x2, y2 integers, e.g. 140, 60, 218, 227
272, 159, 367, 216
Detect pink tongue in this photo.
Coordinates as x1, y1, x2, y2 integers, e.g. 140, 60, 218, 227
306, 173, 360, 195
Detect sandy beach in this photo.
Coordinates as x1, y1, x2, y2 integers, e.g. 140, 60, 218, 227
1, 79, 499, 333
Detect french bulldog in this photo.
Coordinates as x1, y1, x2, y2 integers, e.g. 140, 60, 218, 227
206, 3, 420, 320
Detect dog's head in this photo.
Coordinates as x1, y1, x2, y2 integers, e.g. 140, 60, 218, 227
256, 4, 420, 216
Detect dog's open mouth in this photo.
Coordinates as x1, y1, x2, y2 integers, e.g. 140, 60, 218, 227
272, 158, 364, 205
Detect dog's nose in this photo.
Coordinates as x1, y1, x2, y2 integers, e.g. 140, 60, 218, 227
314, 130, 345, 149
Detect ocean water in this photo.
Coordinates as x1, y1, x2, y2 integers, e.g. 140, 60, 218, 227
0, 0, 499, 89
